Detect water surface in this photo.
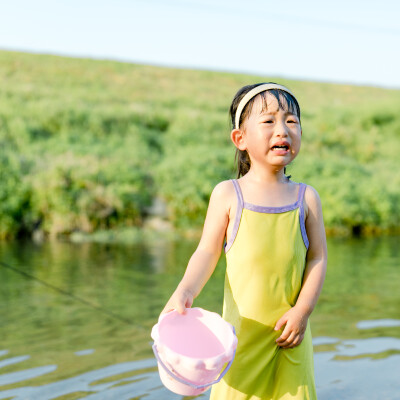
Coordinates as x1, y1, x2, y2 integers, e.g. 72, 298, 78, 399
0, 236, 399, 399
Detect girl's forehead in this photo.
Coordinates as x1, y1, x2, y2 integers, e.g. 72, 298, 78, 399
254, 92, 290, 114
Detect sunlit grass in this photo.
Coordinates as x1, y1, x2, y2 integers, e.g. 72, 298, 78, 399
1, 50, 399, 239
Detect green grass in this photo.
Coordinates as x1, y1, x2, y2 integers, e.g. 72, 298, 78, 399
1, 50, 399, 239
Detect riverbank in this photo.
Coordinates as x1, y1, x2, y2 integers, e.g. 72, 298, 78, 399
1, 50, 399, 239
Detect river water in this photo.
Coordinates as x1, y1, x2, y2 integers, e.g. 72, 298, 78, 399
0, 236, 399, 399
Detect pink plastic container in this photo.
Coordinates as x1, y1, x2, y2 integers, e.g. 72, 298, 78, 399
151, 307, 237, 396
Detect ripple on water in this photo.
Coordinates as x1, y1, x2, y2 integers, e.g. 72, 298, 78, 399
0, 333, 399, 399
0, 356, 210, 400
357, 319, 400, 329
74, 349, 95, 356
313, 331, 400, 400
0, 356, 30, 369
0, 365, 58, 388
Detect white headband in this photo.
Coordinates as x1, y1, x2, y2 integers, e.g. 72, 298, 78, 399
234, 83, 296, 129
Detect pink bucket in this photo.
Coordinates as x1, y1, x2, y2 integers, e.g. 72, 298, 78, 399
151, 307, 237, 396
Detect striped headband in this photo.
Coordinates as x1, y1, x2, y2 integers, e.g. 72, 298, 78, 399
234, 83, 297, 129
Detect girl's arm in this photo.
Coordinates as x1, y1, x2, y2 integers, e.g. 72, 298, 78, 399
275, 185, 328, 348
162, 181, 231, 315
293, 185, 328, 316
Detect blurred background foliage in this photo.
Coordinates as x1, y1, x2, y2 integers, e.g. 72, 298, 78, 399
0, 50, 399, 239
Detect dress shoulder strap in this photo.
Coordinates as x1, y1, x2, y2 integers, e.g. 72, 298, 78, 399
297, 183, 309, 250
224, 179, 244, 253
297, 182, 307, 203
232, 179, 244, 208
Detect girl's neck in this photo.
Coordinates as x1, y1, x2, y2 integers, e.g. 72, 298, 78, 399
245, 167, 289, 185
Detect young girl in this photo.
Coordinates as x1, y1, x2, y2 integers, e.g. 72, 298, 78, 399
162, 82, 328, 399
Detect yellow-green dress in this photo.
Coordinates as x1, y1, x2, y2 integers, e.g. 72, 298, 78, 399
209, 179, 317, 400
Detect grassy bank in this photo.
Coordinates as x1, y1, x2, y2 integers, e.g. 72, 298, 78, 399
1, 50, 399, 239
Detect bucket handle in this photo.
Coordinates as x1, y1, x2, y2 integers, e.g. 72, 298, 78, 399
152, 326, 236, 390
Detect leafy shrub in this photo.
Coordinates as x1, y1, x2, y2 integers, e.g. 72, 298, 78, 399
0, 50, 399, 238
0, 153, 32, 238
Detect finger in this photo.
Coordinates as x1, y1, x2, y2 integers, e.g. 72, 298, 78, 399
284, 332, 302, 348
277, 331, 296, 347
161, 308, 173, 316
276, 325, 292, 343
274, 316, 288, 331
295, 334, 305, 346
178, 294, 194, 314
285, 336, 300, 348
185, 297, 193, 309
161, 303, 173, 314
176, 303, 186, 314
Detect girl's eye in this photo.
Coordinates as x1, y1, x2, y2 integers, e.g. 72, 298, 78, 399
263, 120, 273, 124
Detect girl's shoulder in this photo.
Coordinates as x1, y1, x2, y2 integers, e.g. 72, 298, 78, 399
211, 179, 237, 199
210, 179, 236, 216
302, 183, 322, 220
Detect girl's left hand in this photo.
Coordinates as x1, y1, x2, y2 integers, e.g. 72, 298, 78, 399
274, 306, 309, 349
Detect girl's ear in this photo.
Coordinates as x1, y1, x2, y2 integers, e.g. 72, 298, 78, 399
231, 128, 247, 151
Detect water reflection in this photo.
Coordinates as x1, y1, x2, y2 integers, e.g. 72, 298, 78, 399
0, 355, 204, 400
0, 363, 57, 388
0, 356, 30, 369
314, 338, 400, 400
0, 358, 158, 399
75, 349, 96, 356
0, 329, 399, 399
357, 319, 400, 329
0, 236, 399, 399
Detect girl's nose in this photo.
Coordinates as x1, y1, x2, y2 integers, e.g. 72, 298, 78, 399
275, 120, 288, 137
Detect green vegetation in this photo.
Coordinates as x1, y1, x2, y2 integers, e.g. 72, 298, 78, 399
1, 50, 399, 239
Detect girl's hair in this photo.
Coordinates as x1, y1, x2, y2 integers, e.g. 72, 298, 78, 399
229, 82, 301, 178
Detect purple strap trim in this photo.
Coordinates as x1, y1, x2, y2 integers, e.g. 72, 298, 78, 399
224, 181, 309, 252
244, 201, 299, 213
242, 181, 303, 213
224, 180, 244, 254
298, 183, 309, 250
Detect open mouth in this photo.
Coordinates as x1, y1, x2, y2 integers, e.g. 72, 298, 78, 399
271, 145, 289, 151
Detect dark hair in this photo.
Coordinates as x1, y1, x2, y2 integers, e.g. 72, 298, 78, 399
229, 82, 301, 178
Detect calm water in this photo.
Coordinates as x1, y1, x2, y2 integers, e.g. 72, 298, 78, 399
0, 236, 399, 399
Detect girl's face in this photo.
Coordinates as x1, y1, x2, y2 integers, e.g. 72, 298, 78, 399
238, 93, 302, 170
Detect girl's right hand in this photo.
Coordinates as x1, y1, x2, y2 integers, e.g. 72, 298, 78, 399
161, 287, 194, 315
